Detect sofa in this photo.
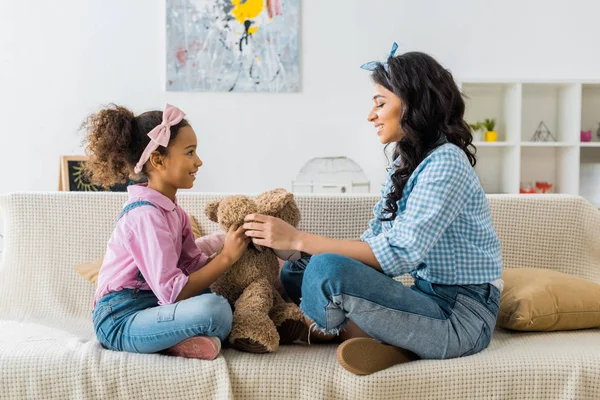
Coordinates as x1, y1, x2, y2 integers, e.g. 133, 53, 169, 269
1, 192, 599, 400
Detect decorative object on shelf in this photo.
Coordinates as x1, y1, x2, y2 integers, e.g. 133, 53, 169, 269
166, 0, 299, 92
291, 156, 370, 193
519, 181, 553, 194
519, 183, 537, 194
482, 118, 497, 142
469, 119, 497, 142
535, 181, 553, 194
58, 156, 146, 192
531, 121, 556, 142
468, 121, 484, 141
597, 122, 600, 139
581, 130, 592, 142
468, 122, 483, 131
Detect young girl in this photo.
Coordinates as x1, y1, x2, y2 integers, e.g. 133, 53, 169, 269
84, 103, 249, 359
242, 45, 503, 375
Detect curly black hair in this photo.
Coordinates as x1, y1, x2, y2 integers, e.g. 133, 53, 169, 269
81, 104, 189, 188
371, 52, 477, 221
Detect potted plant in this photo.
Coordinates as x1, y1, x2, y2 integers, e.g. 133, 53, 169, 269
469, 122, 484, 141
483, 118, 497, 142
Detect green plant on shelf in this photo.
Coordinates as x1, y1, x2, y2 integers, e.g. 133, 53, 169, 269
470, 119, 496, 132
482, 119, 496, 132
470, 119, 498, 142
469, 122, 484, 133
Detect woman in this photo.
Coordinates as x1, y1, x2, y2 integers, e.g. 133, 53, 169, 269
243, 44, 503, 375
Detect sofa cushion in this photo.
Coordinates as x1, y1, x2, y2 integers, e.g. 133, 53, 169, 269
189, 215, 202, 240
498, 268, 600, 331
2, 193, 600, 399
2, 318, 600, 400
73, 257, 102, 284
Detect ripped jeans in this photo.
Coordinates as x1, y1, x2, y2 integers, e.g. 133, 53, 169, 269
92, 289, 232, 353
280, 253, 500, 359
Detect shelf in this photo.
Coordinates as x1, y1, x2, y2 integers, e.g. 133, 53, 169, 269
475, 146, 519, 194
580, 147, 600, 156
520, 141, 575, 147
580, 147, 600, 207
462, 83, 521, 143
521, 146, 579, 195
521, 83, 580, 143
461, 80, 596, 200
473, 141, 516, 147
581, 84, 600, 134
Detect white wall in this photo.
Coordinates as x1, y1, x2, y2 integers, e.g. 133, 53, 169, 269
0, 0, 600, 193
1, 0, 600, 199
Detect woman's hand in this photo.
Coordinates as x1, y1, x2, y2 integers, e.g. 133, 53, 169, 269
221, 225, 250, 264
243, 215, 382, 270
243, 214, 301, 251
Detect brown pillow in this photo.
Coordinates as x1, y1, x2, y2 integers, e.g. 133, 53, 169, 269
498, 268, 600, 331
75, 215, 202, 285
74, 257, 103, 285
189, 215, 202, 240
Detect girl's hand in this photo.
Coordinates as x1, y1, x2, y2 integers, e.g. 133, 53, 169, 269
243, 214, 301, 251
221, 225, 250, 264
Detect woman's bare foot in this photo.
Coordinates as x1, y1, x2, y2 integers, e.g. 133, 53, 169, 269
338, 320, 371, 341
304, 316, 337, 343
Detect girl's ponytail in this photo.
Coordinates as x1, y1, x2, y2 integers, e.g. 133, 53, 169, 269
82, 104, 136, 189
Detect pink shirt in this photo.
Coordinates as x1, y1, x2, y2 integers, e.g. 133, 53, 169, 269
93, 185, 209, 307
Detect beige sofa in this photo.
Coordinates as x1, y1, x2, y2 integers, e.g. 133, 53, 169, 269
1, 192, 599, 400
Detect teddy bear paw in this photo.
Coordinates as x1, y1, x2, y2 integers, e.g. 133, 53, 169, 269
230, 338, 270, 354
277, 318, 309, 345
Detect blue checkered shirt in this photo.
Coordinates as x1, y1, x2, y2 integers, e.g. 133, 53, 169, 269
361, 143, 502, 284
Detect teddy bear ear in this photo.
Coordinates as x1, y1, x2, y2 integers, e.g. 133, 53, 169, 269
255, 188, 294, 214
205, 200, 221, 223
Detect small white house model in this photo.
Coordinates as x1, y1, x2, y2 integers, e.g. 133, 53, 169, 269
292, 157, 370, 194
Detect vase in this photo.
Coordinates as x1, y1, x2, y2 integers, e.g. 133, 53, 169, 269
485, 131, 497, 142
581, 130, 592, 142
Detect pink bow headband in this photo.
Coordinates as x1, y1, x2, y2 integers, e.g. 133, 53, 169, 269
134, 104, 186, 174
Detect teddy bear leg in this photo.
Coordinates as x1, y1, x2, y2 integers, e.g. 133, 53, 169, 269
270, 289, 308, 345
229, 278, 280, 353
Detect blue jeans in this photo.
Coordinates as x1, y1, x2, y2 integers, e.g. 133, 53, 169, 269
281, 254, 500, 359
92, 289, 233, 353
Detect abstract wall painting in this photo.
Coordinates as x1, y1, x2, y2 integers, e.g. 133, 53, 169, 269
166, 0, 300, 92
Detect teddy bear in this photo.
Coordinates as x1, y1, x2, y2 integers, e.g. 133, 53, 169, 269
205, 188, 307, 353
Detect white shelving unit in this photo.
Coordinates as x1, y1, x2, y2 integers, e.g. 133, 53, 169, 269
460, 80, 600, 207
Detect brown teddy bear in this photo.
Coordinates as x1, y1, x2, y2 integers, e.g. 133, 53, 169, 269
205, 188, 307, 353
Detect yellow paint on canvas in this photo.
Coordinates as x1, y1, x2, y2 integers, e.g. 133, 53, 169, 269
236, 26, 259, 35
231, 0, 264, 23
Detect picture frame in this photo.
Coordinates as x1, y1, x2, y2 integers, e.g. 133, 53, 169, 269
58, 156, 145, 192
166, 0, 299, 92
